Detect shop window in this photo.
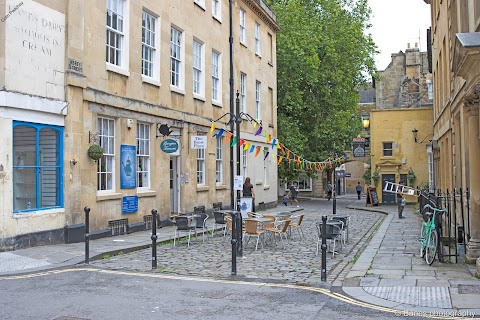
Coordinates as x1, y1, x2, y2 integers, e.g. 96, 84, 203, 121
13, 122, 63, 212
285, 175, 312, 191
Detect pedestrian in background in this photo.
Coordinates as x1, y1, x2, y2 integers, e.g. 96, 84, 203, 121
356, 182, 363, 200
326, 181, 333, 200
288, 182, 299, 207
243, 177, 255, 212
397, 182, 406, 219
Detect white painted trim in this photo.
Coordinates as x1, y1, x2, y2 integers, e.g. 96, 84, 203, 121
0, 91, 68, 114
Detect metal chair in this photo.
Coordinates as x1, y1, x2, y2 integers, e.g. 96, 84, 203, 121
174, 216, 197, 247
194, 213, 209, 242
213, 211, 227, 236
330, 216, 348, 244
315, 222, 341, 257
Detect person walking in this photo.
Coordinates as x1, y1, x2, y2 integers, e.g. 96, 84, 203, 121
397, 182, 406, 219
326, 181, 333, 200
288, 182, 299, 207
356, 182, 363, 200
243, 177, 255, 212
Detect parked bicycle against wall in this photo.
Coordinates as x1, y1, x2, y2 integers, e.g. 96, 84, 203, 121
420, 204, 446, 265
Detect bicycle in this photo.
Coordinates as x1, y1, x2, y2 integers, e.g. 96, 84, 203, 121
419, 204, 446, 265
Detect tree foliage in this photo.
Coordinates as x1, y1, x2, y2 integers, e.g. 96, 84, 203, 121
267, 0, 377, 181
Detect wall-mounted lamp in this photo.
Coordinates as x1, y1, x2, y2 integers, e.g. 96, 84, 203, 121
70, 159, 78, 165
362, 113, 370, 130
412, 128, 418, 142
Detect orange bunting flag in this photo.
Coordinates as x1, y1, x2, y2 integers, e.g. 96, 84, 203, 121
255, 146, 261, 157
224, 132, 233, 143
286, 149, 290, 159
209, 123, 216, 135
239, 139, 245, 146
280, 144, 285, 154
266, 133, 272, 143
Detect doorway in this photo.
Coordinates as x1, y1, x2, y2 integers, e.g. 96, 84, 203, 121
170, 156, 180, 214
382, 174, 396, 204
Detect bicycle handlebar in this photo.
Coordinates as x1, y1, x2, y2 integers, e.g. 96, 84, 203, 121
422, 204, 446, 214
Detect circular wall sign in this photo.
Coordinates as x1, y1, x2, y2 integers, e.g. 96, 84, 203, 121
160, 139, 179, 153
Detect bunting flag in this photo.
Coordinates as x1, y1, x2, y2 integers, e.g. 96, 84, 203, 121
278, 156, 283, 165
216, 128, 224, 138
287, 150, 290, 159
244, 142, 250, 151
254, 126, 263, 136
271, 138, 277, 149
253, 122, 257, 128
240, 139, 245, 146
266, 133, 272, 143
209, 123, 216, 135
264, 151, 270, 160
255, 146, 261, 157
231, 136, 237, 147
249, 145, 255, 153
224, 132, 233, 143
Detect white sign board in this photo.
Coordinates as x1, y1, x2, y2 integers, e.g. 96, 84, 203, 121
239, 197, 253, 219
4, 0, 66, 100
234, 176, 243, 191
191, 136, 207, 149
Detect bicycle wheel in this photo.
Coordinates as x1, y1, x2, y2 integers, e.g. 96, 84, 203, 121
420, 225, 426, 257
425, 229, 438, 265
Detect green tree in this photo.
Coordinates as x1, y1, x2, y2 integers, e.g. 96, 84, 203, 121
267, 0, 377, 180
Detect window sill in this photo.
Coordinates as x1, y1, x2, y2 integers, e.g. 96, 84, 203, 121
240, 42, 247, 48
106, 63, 130, 77
264, 184, 270, 190
193, 94, 206, 102
197, 185, 210, 192
96, 192, 123, 201
212, 15, 222, 23
13, 208, 65, 218
194, 1, 206, 11
216, 184, 227, 190
255, 53, 262, 59
170, 86, 186, 95
142, 76, 161, 87
137, 190, 157, 197
212, 100, 222, 108
255, 180, 263, 185
268, 61, 273, 67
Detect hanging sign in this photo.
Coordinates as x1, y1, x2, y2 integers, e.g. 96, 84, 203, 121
191, 136, 207, 149
120, 145, 136, 189
234, 176, 243, 191
161, 139, 179, 153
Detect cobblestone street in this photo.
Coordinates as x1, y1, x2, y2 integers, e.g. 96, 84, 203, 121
92, 198, 384, 286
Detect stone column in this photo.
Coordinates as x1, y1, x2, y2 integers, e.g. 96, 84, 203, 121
464, 100, 480, 271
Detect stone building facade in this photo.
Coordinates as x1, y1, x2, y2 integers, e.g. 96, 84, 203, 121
0, 0, 279, 249
423, 0, 480, 275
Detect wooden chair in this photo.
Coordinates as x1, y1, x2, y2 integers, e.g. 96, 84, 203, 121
289, 214, 305, 239
243, 220, 265, 251
225, 216, 233, 236
264, 219, 291, 248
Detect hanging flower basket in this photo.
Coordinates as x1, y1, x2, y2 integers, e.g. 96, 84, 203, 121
407, 168, 416, 186
87, 144, 104, 161
371, 171, 380, 187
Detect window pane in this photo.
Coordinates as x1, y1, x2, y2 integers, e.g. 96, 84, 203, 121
13, 168, 37, 211
39, 167, 59, 207
39, 128, 59, 166
13, 126, 36, 166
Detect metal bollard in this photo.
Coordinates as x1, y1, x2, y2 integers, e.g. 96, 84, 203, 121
237, 212, 243, 257
321, 215, 327, 282
151, 209, 158, 269
229, 212, 238, 275
84, 206, 90, 264
333, 191, 337, 215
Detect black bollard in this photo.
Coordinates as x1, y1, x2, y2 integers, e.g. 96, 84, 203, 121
321, 215, 327, 282
237, 212, 243, 257
84, 206, 90, 264
229, 212, 238, 275
333, 191, 337, 215
151, 209, 158, 269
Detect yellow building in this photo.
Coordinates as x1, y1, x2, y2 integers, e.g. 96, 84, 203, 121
0, 0, 279, 248
370, 108, 433, 204
424, 0, 480, 274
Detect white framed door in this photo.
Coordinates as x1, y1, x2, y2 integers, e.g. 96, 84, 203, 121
170, 155, 180, 214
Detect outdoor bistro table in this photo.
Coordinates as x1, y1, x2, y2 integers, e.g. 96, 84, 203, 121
329, 214, 349, 242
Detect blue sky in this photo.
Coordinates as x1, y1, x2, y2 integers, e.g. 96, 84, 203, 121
368, 0, 431, 70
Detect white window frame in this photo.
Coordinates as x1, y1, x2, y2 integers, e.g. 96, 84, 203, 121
256, 80, 261, 120
239, 8, 246, 44
216, 137, 223, 184
141, 10, 160, 82
194, 0, 205, 9
240, 72, 247, 113
170, 26, 185, 91
136, 122, 150, 190
197, 148, 206, 185
106, 0, 129, 74
383, 142, 393, 157
212, 0, 221, 21
284, 175, 313, 192
212, 50, 222, 105
255, 22, 261, 56
427, 145, 435, 193
193, 39, 205, 98
427, 79, 433, 101
97, 117, 116, 193
242, 149, 248, 178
